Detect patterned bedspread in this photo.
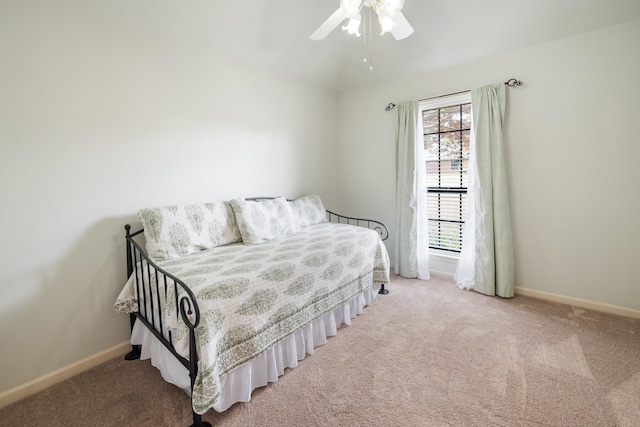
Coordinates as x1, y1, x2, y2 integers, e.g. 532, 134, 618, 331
114, 222, 390, 414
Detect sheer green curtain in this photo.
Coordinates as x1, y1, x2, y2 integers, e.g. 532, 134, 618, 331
395, 101, 430, 280
455, 83, 514, 297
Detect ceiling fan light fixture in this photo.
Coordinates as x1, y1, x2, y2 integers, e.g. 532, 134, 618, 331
309, 0, 413, 44
341, 0, 363, 17
343, 16, 362, 36
378, 0, 405, 16
377, 12, 396, 35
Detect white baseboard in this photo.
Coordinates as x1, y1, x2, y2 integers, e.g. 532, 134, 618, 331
514, 287, 640, 320
429, 252, 458, 277
428, 270, 455, 279
425, 271, 640, 319
0, 340, 130, 409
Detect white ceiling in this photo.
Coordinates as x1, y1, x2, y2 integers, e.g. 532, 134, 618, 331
72, 0, 640, 93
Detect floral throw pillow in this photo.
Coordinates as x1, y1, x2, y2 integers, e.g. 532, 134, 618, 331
289, 195, 328, 228
138, 201, 241, 261
230, 197, 300, 245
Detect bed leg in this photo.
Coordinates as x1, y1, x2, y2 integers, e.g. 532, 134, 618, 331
124, 313, 141, 360
190, 412, 212, 427
124, 345, 141, 360
378, 284, 389, 295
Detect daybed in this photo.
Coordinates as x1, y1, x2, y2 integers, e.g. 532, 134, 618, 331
114, 196, 390, 427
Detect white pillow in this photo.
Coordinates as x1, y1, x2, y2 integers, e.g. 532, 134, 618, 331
290, 195, 328, 227
138, 201, 241, 261
230, 197, 299, 245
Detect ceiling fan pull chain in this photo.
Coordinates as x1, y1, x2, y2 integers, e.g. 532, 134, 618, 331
363, 4, 368, 62
369, 7, 373, 70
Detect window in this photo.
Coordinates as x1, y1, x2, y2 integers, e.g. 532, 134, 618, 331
420, 93, 471, 254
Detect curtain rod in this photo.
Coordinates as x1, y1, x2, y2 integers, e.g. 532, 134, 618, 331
384, 78, 523, 111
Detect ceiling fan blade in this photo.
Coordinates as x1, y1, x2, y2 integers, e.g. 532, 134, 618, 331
309, 8, 348, 40
390, 12, 414, 40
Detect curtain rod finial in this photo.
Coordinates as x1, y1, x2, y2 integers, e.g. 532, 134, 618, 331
385, 103, 396, 111
505, 78, 523, 87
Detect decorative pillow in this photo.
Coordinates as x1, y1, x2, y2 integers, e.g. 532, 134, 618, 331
230, 197, 299, 245
289, 195, 328, 227
138, 201, 241, 261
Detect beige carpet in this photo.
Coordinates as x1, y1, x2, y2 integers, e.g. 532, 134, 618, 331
1, 274, 639, 427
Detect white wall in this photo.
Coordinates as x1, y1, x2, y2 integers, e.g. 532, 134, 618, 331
0, 0, 339, 393
338, 21, 640, 311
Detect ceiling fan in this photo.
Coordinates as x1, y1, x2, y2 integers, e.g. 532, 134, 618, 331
310, 0, 414, 41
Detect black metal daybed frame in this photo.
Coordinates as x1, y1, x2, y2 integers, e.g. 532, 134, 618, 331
123, 203, 389, 427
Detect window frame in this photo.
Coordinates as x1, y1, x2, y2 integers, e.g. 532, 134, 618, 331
419, 92, 472, 258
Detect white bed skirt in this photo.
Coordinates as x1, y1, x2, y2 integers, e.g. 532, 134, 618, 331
131, 283, 380, 413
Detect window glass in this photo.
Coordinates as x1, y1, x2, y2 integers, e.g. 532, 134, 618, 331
420, 96, 471, 253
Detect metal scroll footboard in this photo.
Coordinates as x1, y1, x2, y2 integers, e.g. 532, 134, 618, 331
244, 198, 389, 242
124, 225, 211, 427
326, 210, 389, 241
325, 210, 390, 295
